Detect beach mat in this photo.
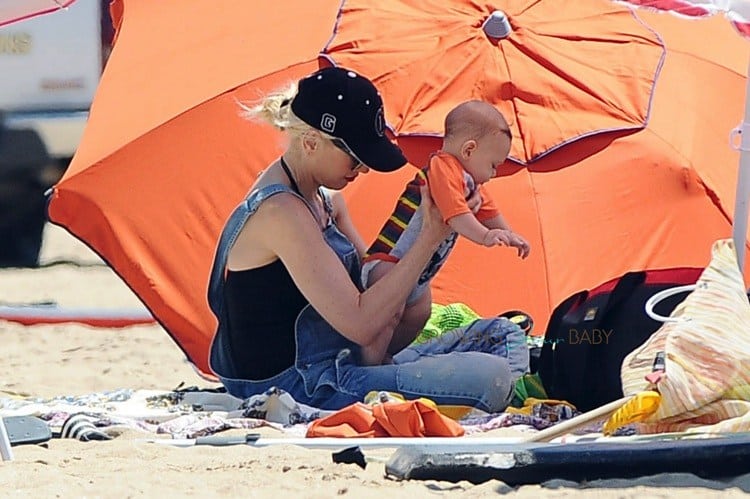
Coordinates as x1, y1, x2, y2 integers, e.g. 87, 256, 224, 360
385, 434, 750, 485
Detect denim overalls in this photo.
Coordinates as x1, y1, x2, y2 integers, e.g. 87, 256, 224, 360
208, 184, 526, 412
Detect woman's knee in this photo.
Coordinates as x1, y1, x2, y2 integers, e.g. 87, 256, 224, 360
478, 357, 514, 413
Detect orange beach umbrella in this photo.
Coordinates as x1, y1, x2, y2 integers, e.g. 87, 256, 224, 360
48, 0, 749, 376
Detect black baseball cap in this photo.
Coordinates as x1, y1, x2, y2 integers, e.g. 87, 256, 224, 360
291, 67, 407, 172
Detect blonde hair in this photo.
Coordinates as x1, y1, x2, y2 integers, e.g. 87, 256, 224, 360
239, 81, 326, 140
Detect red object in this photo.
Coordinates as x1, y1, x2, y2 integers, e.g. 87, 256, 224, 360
0, 305, 155, 328
622, 0, 750, 37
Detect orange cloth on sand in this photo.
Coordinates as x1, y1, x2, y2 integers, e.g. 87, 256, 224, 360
306, 400, 465, 438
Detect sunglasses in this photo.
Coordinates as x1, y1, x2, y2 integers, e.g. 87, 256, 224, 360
330, 138, 364, 170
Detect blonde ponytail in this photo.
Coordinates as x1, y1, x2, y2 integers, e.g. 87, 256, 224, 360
238, 81, 313, 138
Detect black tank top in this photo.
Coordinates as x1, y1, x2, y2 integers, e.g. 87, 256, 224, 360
223, 259, 308, 380
222, 159, 330, 380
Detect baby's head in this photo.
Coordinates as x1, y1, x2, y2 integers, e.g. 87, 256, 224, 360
442, 101, 511, 184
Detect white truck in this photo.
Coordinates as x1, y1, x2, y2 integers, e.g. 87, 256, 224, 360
0, 0, 103, 164
0, 0, 105, 266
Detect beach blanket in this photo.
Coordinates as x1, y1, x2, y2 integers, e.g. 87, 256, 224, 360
0, 388, 315, 439
620, 239, 750, 433
1, 385, 583, 441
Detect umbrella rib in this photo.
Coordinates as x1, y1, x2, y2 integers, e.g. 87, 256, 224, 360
494, 30, 530, 162
647, 130, 735, 231
665, 48, 747, 78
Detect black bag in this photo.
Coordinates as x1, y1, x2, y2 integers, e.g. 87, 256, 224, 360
538, 267, 703, 412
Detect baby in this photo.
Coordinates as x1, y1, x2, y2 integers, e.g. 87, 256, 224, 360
361, 100, 530, 305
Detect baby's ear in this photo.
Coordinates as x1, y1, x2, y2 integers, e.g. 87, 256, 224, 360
461, 139, 477, 158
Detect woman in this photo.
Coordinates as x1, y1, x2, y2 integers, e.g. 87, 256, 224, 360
207, 67, 526, 412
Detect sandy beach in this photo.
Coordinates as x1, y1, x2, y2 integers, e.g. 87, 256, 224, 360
0, 224, 749, 498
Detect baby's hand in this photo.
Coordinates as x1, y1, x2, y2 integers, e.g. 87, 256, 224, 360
482, 229, 531, 258
482, 229, 511, 247
506, 231, 531, 259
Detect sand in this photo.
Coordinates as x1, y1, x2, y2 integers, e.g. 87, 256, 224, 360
0, 224, 748, 498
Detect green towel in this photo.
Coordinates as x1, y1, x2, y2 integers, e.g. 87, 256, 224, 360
511, 373, 548, 408
413, 302, 481, 345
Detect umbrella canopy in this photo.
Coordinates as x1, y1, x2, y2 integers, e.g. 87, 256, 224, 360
619, 0, 750, 269
324, 0, 664, 164
0, 0, 76, 27
48, 0, 749, 377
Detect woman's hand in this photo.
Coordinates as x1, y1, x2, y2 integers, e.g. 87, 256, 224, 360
419, 183, 452, 246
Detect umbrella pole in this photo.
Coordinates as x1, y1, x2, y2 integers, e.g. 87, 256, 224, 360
731, 58, 750, 274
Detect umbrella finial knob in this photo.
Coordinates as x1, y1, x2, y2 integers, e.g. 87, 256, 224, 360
482, 10, 512, 39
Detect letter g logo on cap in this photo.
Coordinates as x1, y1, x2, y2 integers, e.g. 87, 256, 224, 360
321, 113, 337, 133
